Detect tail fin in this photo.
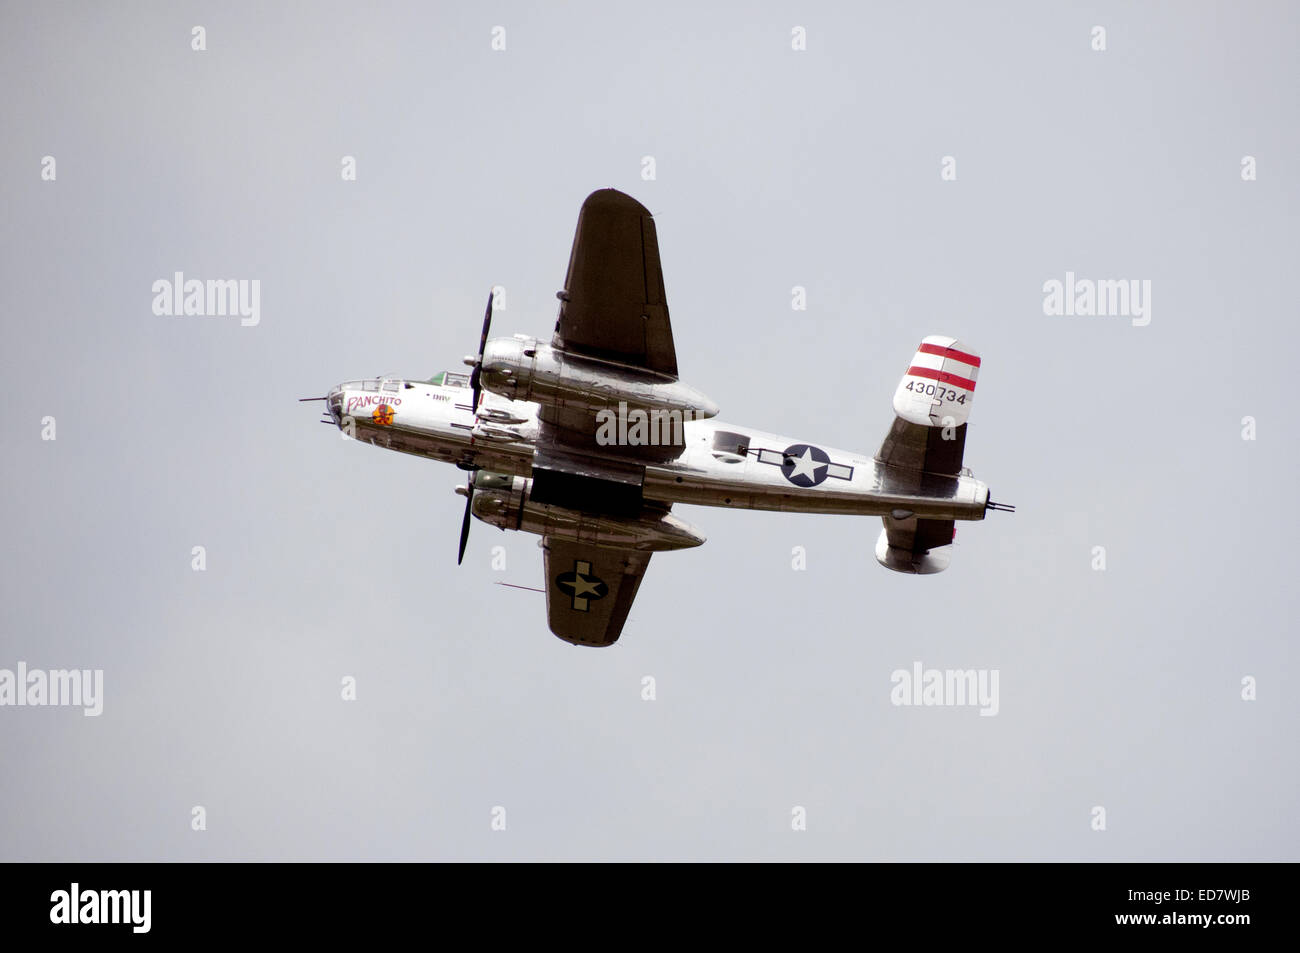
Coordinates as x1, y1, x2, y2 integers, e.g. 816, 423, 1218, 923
892, 335, 979, 430
876, 335, 979, 475
874, 336, 981, 574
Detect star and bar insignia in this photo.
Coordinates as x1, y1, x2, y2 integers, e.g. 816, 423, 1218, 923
555, 560, 609, 611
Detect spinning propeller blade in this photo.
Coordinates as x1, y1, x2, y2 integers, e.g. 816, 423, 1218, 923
468, 290, 493, 411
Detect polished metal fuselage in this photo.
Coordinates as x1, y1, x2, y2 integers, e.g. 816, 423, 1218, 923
327, 376, 989, 524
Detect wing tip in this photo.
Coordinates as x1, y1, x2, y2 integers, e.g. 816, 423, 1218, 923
581, 187, 650, 217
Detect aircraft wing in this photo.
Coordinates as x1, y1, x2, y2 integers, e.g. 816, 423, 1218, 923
542, 537, 652, 646
552, 188, 677, 377
532, 191, 682, 643
537, 190, 687, 469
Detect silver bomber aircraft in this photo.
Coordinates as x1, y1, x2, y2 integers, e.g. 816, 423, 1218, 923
307, 189, 1014, 646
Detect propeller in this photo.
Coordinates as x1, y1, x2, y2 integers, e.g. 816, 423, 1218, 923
455, 289, 496, 564
468, 290, 494, 412
457, 469, 476, 565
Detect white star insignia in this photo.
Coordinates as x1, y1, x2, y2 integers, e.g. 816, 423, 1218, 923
788, 447, 826, 481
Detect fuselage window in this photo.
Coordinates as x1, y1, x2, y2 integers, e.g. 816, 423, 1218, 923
711, 430, 749, 463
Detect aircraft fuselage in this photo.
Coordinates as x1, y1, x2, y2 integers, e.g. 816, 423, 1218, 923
325, 374, 990, 525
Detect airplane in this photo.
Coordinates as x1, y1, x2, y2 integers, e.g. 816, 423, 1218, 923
305, 189, 1013, 646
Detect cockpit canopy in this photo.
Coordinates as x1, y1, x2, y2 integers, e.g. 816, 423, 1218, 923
336, 378, 402, 393
427, 371, 470, 388
334, 372, 470, 394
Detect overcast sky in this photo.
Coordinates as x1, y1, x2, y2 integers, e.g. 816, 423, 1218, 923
1, 0, 1296, 860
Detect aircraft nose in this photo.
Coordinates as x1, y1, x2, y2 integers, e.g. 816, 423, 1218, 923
326, 386, 343, 421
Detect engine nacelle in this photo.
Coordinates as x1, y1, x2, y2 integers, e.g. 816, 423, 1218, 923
468, 472, 705, 552
474, 336, 719, 420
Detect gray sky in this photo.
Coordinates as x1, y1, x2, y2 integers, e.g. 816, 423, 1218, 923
1, 0, 1296, 860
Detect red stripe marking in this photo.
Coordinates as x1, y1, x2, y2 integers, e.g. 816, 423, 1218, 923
917, 342, 981, 368
907, 365, 977, 391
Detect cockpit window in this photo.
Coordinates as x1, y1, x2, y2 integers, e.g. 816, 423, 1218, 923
427, 371, 470, 388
